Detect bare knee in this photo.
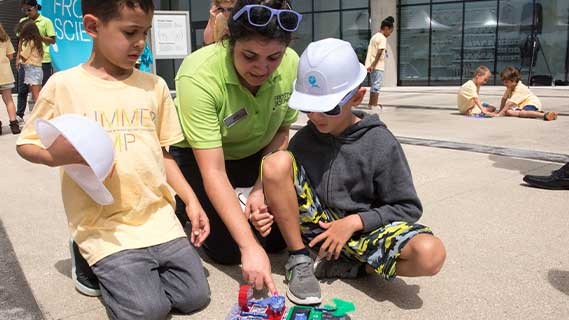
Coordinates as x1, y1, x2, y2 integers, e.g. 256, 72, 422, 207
262, 151, 293, 183
505, 109, 518, 117
409, 235, 446, 276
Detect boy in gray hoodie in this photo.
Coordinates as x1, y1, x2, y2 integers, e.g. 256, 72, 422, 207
252, 39, 446, 305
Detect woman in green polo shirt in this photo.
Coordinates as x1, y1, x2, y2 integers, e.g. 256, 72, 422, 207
170, 0, 301, 293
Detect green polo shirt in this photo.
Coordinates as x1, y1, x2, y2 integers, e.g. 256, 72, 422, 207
20, 15, 56, 63
174, 42, 299, 160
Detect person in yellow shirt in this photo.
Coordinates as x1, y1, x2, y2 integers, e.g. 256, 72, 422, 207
16, 1, 210, 318
0, 22, 20, 134
17, 20, 44, 105
203, 0, 236, 45
457, 65, 496, 116
497, 66, 557, 121
364, 16, 394, 109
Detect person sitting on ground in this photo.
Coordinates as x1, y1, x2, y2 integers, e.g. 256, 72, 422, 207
255, 38, 446, 305
203, 0, 236, 45
523, 162, 569, 190
16, 1, 210, 318
457, 65, 497, 116
497, 66, 557, 121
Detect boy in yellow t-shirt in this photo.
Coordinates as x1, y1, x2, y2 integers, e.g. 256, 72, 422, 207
16, 1, 210, 318
497, 66, 557, 121
457, 66, 496, 116
364, 16, 394, 109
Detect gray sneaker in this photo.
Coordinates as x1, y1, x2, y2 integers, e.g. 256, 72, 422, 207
313, 257, 362, 279
285, 254, 321, 305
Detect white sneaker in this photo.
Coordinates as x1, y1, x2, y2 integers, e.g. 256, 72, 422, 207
16, 116, 24, 124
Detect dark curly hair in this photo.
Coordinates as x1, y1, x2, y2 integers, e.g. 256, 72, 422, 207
227, 0, 295, 47
81, 0, 154, 23
381, 16, 395, 30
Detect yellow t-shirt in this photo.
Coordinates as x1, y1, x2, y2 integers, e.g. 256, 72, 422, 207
365, 32, 387, 71
21, 41, 43, 67
0, 39, 15, 86
17, 66, 186, 266
457, 80, 481, 114
503, 81, 542, 110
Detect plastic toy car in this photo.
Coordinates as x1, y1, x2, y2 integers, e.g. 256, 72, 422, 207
285, 299, 355, 320
226, 285, 286, 320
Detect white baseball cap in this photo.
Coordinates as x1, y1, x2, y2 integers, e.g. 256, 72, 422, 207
35, 114, 115, 205
289, 38, 367, 113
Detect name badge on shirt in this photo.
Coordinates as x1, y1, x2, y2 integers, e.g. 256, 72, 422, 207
223, 107, 248, 128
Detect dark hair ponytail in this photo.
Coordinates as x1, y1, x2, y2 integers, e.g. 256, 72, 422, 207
227, 0, 293, 47
381, 16, 394, 29
21, 0, 41, 10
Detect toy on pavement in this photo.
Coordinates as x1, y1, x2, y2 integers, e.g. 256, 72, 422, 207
226, 285, 286, 319
285, 299, 355, 320
227, 285, 355, 320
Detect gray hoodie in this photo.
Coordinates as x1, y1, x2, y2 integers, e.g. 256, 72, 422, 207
289, 111, 422, 233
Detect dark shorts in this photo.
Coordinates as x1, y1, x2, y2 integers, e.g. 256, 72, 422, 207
280, 151, 433, 280
513, 105, 539, 111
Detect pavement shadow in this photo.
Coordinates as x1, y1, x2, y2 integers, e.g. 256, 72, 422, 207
54, 258, 72, 279
489, 154, 553, 175
329, 276, 423, 310
548, 269, 569, 296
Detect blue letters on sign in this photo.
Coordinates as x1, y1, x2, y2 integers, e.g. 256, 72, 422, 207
41, 0, 92, 71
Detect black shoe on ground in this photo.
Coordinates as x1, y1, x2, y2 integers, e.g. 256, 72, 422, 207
9, 120, 21, 134
523, 163, 569, 190
69, 240, 101, 297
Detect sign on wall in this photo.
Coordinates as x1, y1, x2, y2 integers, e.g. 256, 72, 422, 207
42, 0, 92, 71
150, 11, 191, 59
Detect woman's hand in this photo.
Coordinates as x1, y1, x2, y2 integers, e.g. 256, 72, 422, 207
241, 244, 277, 294
308, 215, 362, 260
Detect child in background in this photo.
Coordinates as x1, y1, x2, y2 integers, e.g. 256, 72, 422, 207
17, 20, 43, 105
457, 65, 496, 117
364, 16, 395, 109
255, 39, 446, 305
16, 0, 210, 318
203, 0, 236, 45
0, 22, 21, 134
497, 66, 557, 121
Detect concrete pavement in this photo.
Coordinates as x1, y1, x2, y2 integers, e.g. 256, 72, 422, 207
1, 87, 568, 320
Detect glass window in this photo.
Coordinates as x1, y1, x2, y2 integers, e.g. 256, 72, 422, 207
188, 0, 208, 22
430, 3, 463, 85
342, 9, 370, 64
399, 5, 430, 85
291, 13, 313, 56
342, 0, 368, 10
497, 0, 529, 82
314, 12, 340, 39
400, 0, 429, 4
535, 0, 569, 83
293, 0, 312, 13
463, 1, 497, 83
314, 0, 339, 12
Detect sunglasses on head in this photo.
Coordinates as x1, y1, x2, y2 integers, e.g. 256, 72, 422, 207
233, 4, 302, 32
21, 7, 34, 13
300, 88, 358, 117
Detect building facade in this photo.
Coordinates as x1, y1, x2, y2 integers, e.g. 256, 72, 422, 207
2, 0, 566, 88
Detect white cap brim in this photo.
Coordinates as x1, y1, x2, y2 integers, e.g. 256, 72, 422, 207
35, 117, 115, 206
289, 64, 368, 112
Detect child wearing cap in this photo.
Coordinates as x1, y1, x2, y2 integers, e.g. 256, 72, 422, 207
253, 38, 446, 304
457, 65, 497, 116
16, 1, 210, 319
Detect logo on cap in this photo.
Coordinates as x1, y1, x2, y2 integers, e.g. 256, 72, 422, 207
308, 75, 320, 88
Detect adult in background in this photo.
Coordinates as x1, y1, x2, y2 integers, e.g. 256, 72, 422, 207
203, 0, 236, 45
16, 0, 55, 122
171, 0, 301, 294
364, 16, 394, 109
